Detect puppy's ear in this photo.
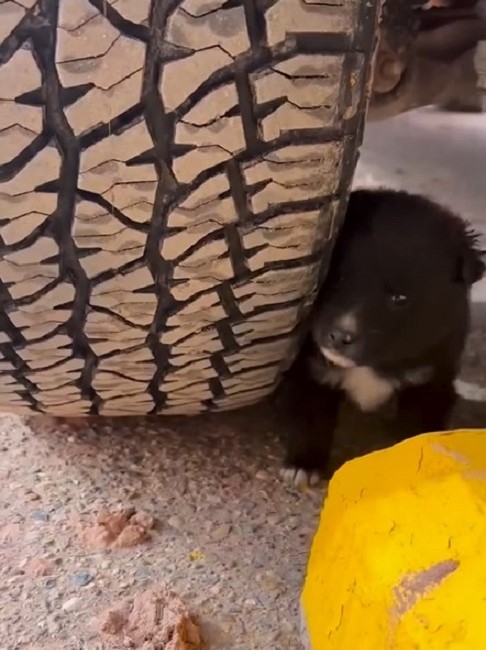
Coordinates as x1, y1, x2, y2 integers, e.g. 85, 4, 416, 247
455, 228, 485, 285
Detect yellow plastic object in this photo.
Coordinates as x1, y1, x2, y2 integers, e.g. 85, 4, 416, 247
301, 430, 486, 650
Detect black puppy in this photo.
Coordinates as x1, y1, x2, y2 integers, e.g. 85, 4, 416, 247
278, 189, 485, 487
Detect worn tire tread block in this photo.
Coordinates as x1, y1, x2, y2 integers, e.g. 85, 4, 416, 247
0, 0, 380, 415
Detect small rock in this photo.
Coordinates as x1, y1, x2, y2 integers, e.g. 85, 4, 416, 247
31, 510, 49, 523
280, 619, 295, 634
267, 514, 281, 526
255, 470, 269, 480
240, 523, 257, 536
0, 523, 21, 544
130, 511, 155, 530
62, 597, 80, 612
71, 571, 93, 587
99, 588, 201, 648
25, 557, 55, 578
287, 516, 300, 530
207, 494, 222, 505
167, 516, 183, 530
99, 605, 129, 635
84, 524, 114, 549
211, 524, 231, 541
97, 507, 134, 537
112, 524, 148, 549
85, 507, 153, 549
46, 614, 60, 634
135, 566, 152, 580
25, 489, 41, 502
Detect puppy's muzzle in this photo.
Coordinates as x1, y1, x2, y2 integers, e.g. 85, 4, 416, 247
327, 328, 355, 349
313, 312, 359, 367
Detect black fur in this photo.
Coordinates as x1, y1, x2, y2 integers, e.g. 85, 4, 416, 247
278, 189, 485, 481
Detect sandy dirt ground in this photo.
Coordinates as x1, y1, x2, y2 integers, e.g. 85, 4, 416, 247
1, 108, 486, 650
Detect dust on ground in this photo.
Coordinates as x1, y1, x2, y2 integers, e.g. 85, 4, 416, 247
0, 406, 321, 650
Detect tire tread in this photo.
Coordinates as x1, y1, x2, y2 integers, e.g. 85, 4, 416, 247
0, 0, 380, 414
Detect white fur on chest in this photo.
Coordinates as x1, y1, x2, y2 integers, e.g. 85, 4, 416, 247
329, 366, 395, 412
309, 355, 432, 412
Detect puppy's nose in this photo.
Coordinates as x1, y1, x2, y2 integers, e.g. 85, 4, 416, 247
328, 329, 355, 349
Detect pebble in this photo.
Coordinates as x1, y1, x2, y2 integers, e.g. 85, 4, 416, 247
46, 614, 60, 634
206, 494, 222, 505
112, 524, 148, 548
24, 489, 41, 502
71, 571, 93, 587
24, 557, 55, 577
211, 524, 231, 541
267, 514, 281, 526
255, 470, 269, 480
31, 510, 49, 523
130, 511, 155, 529
62, 597, 81, 612
167, 516, 183, 530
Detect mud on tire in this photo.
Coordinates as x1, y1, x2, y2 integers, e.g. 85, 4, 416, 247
0, 0, 380, 416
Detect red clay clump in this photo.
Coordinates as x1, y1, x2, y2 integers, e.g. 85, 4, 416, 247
100, 587, 202, 649
84, 507, 155, 549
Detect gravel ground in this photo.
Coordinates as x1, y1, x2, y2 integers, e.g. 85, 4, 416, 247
1, 108, 486, 649
0, 409, 322, 650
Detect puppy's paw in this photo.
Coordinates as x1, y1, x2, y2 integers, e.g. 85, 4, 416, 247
280, 466, 322, 489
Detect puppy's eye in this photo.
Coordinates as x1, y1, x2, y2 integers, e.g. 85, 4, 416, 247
389, 293, 408, 307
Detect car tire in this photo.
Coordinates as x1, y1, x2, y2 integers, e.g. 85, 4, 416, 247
0, 0, 381, 416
